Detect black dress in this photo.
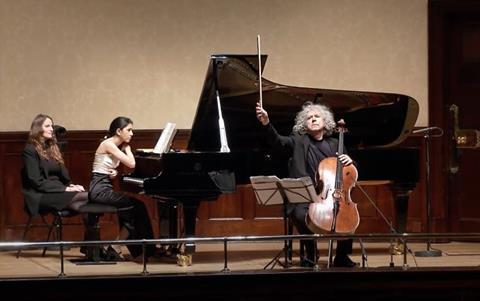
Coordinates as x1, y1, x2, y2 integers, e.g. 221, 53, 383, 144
38, 160, 79, 209
21, 143, 82, 216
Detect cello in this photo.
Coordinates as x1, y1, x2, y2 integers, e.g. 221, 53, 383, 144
306, 120, 360, 235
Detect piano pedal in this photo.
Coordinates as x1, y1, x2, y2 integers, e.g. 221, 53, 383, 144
176, 254, 192, 266
389, 241, 404, 255
165, 245, 181, 257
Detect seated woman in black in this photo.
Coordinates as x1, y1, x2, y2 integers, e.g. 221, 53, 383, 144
21, 114, 88, 220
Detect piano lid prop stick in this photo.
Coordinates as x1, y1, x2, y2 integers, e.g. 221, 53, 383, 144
216, 90, 231, 153
257, 34, 263, 108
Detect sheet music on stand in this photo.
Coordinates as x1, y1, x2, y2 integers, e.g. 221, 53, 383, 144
153, 122, 177, 154
250, 175, 283, 206
250, 176, 316, 205
136, 122, 177, 155
281, 177, 316, 204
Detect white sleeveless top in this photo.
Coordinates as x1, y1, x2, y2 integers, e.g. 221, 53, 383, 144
92, 153, 120, 174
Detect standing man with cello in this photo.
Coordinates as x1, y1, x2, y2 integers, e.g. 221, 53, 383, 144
255, 101, 357, 268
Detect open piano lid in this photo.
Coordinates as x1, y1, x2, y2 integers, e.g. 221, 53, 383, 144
188, 54, 419, 152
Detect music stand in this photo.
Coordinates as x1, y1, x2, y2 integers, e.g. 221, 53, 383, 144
250, 176, 315, 269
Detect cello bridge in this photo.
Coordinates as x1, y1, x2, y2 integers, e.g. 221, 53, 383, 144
332, 189, 343, 199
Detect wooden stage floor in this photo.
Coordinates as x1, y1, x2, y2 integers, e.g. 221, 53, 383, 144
2, 240, 480, 300
2, 240, 480, 279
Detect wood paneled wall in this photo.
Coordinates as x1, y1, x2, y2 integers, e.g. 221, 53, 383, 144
0, 130, 429, 242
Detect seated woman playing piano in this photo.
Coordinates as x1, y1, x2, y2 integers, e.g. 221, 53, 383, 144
88, 116, 159, 261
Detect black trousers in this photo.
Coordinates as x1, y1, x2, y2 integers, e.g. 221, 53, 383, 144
290, 203, 353, 261
89, 173, 155, 257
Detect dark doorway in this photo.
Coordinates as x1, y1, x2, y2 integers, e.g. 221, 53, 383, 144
429, 0, 480, 232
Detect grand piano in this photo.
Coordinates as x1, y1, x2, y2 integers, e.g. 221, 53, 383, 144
123, 54, 420, 254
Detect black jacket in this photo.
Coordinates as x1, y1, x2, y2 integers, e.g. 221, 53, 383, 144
263, 123, 340, 179
21, 143, 71, 216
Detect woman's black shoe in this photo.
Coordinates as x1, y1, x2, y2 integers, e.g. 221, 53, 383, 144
80, 246, 107, 260
103, 246, 125, 261
150, 246, 168, 258
333, 255, 357, 267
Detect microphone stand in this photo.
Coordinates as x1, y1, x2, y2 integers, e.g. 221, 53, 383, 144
413, 127, 443, 257
356, 184, 418, 268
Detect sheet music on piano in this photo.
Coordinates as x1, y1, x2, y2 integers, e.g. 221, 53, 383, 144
137, 122, 177, 155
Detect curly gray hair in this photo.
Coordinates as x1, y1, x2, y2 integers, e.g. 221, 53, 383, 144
292, 102, 336, 136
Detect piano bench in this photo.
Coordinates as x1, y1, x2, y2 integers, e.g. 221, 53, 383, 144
71, 203, 128, 265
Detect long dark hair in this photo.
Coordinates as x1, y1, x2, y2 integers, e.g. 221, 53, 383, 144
108, 116, 133, 137
27, 114, 64, 164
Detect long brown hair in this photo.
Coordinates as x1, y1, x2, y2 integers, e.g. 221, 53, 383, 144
27, 114, 64, 164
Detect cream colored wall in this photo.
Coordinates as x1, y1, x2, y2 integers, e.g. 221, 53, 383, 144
0, 0, 427, 131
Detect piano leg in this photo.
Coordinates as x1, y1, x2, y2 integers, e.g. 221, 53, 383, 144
393, 184, 412, 234
155, 200, 182, 255
395, 195, 408, 234
155, 198, 199, 255
391, 183, 414, 255
182, 202, 199, 255
157, 201, 179, 238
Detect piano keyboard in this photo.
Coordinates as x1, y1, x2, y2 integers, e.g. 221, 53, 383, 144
122, 176, 144, 187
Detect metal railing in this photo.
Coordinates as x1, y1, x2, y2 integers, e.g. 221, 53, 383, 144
2, 232, 480, 277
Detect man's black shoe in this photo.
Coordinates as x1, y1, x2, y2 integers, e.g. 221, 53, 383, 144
300, 258, 315, 268
333, 255, 357, 268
